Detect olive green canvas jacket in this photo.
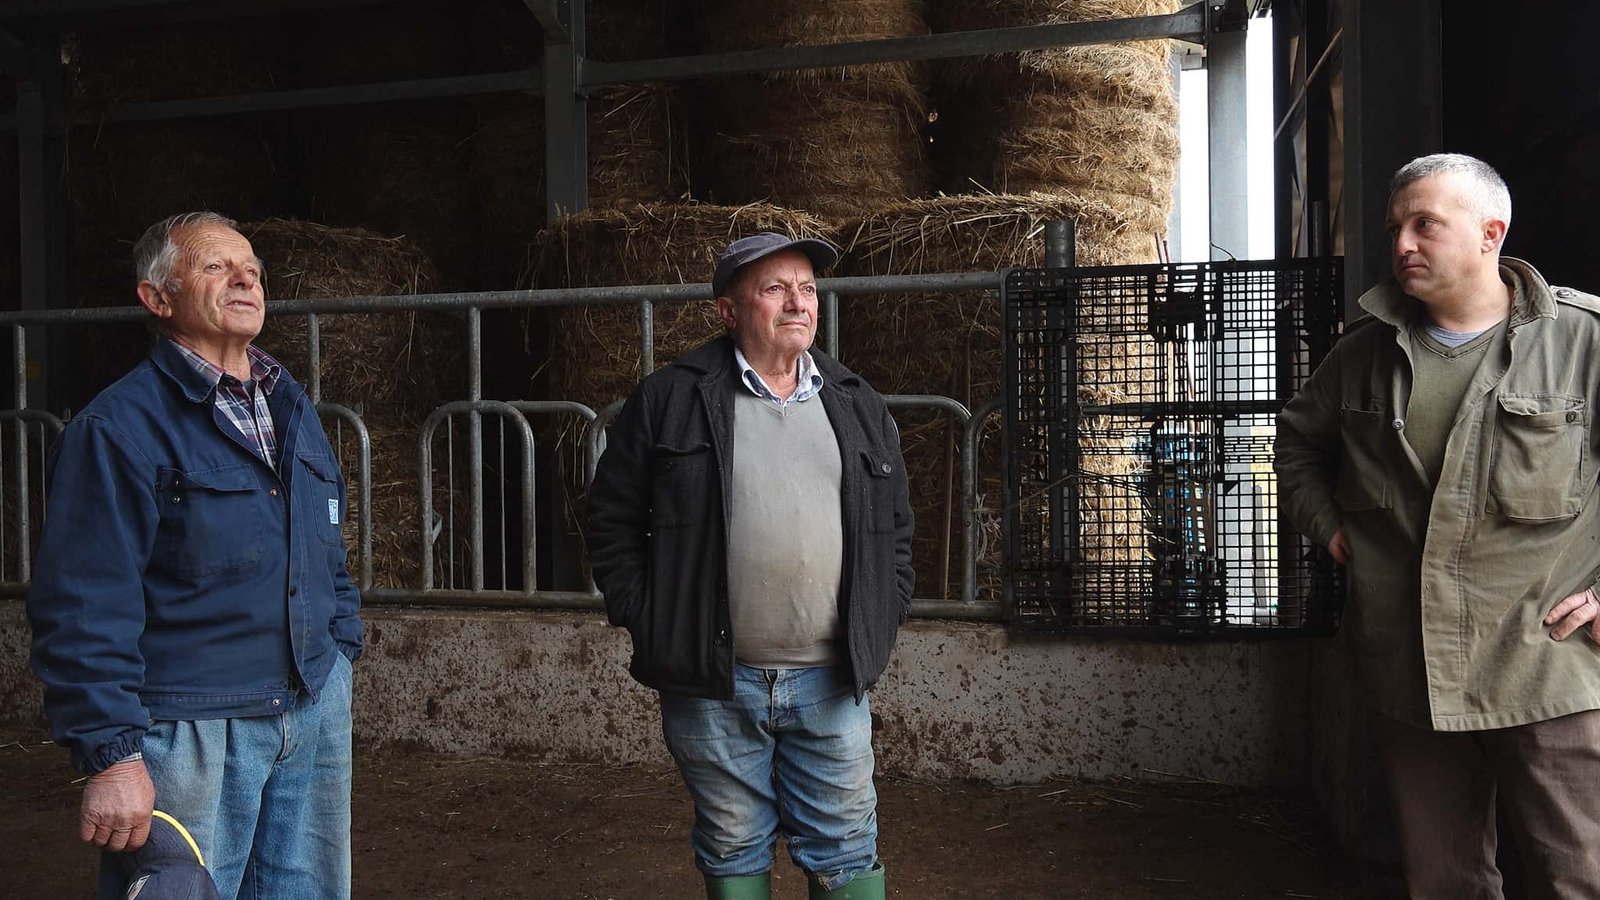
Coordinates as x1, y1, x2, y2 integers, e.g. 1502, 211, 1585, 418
1276, 258, 1600, 730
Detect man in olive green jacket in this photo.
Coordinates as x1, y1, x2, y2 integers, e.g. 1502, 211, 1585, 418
1277, 153, 1600, 896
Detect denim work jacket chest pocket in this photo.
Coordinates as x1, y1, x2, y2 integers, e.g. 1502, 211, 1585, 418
1487, 392, 1589, 522
154, 463, 265, 578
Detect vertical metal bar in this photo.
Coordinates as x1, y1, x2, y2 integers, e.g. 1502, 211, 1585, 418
638, 299, 655, 377
446, 418, 456, 587
354, 418, 372, 591
823, 290, 839, 359
521, 415, 537, 594
1045, 220, 1076, 269
542, 1, 588, 218
468, 307, 485, 591
13, 325, 29, 583
1207, 25, 1250, 261
498, 417, 507, 590
306, 313, 322, 403
419, 423, 435, 591
963, 399, 1001, 604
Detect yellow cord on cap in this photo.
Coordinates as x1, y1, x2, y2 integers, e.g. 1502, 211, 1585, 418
150, 809, 206, 867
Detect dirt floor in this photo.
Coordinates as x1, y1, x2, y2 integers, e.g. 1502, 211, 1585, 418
3, 726, 1379, 899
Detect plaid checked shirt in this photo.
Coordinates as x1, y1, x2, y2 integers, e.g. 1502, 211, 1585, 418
169, 339, 285, 471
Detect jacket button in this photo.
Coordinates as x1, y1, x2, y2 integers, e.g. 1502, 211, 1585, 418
1557, 288, 1574, 298
1391, 418, 1404, 430
272, 698, 281, 707
1568, 411, 1580, 423
269, 488, 279, 497
288, 585, 298, 597
880, 462, 891, 474
715, 629, 728, 646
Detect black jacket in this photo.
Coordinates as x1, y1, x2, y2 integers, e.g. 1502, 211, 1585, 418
586, 335, 915, 700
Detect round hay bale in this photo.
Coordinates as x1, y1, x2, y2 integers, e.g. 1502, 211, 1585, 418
930, 0, 1180, 63
926, 0, 1180, 232
696, 82, 929, 223
532, 201, 837, 411
837, 193, 1152, 598
588, 84, 692, 208
691, 0, 931, 221
244, 218, 459, 425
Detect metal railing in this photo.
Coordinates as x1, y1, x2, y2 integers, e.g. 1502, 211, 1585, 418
0, 269, 1014, 619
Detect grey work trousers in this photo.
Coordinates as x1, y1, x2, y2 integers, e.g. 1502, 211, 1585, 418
1376, 709, 1600, 900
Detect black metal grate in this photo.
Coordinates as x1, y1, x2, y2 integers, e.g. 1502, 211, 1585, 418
1002, 259, 1344, 635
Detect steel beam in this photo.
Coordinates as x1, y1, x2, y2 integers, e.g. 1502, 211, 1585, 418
60, 70, 538, 126
585, 3, 1208, 86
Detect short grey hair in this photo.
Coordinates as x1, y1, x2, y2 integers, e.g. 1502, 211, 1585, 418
1389, 153, 1512, 226
132, 210, 239, 291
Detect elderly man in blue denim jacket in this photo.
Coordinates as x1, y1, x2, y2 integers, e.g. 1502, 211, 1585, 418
27, 211, 362, 899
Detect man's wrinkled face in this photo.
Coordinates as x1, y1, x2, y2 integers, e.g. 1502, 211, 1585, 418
147, 224, 266, 346
716, 250, 818, 362
1386, 172, 1500, 306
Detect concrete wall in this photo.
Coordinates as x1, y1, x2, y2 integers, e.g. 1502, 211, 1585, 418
0, 602, 1314, 787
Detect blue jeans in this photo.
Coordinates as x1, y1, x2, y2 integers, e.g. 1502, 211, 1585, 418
660, 664, 878, 891
99, 653, 354, 900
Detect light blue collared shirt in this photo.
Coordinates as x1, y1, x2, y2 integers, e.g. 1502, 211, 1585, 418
733, 347, 824, 408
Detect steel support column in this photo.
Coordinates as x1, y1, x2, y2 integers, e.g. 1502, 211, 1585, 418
542, 0, 586, 218
1207, 16, 1249, 260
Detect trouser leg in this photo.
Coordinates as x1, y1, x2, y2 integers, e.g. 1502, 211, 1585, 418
1483, 709, 1600, 900
1372, 713, 1502, 900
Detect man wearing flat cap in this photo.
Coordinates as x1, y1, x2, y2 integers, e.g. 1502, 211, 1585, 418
587, 232, 915, 899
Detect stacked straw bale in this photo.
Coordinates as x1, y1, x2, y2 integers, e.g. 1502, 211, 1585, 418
244, 218, 466, 590
533, 202, 836, 411
532, 201, 835, 550
588, 85, 692, 208
927, 0, 1180, 256
691, 0, 931, 222
839, 193, 1151, 601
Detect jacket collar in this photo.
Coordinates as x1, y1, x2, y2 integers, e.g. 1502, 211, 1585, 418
675, 334, 863, 390
150, 336, 304, 407
1357, 256, 1556, 330
150, 336, 224, 404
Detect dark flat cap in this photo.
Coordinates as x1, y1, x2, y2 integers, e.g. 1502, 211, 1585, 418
712, 232, 839, 298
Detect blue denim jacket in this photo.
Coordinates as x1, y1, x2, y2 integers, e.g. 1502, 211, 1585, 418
27, 338, 363, 774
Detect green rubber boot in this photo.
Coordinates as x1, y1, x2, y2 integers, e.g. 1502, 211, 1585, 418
704, 871, 772, 900
808, 863, 885, 899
